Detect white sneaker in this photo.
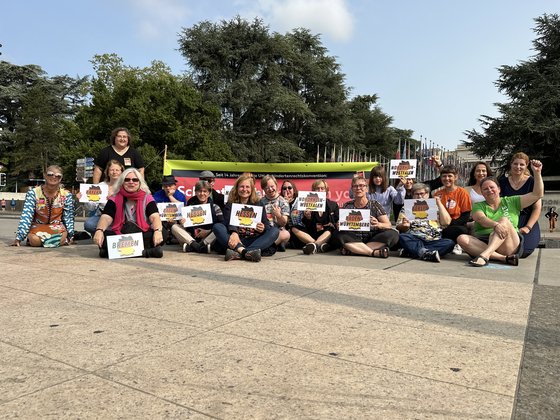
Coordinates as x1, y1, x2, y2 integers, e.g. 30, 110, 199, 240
452, 244, 463, 255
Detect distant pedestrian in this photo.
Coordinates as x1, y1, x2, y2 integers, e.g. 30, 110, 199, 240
545, 207, 558, 233
10, 198, 16, 211
1, 198, 5, 211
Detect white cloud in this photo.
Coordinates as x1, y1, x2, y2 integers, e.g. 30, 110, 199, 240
126, 0, 189, 40
241, 0, 354, 41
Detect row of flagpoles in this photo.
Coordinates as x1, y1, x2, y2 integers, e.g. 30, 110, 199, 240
315, 135, 472, 184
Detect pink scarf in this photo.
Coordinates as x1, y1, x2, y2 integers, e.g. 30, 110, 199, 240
110, 188, 154, 234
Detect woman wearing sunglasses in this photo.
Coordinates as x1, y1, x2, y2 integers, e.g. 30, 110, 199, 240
12, 165, 75, 247
280, 180, 303, 248
93, 168, 165, 258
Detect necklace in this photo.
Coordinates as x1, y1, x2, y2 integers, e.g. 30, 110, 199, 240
509, 175, 527, 191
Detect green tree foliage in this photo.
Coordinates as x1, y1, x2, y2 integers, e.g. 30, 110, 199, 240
0, 61, 87, 178
75, 54, 228, 179
348, 95, 403, 159
178, 17, 358, 162
464, 14, 560, 175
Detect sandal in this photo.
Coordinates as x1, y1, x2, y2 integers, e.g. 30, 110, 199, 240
505, 254, 519, 266
371, 246, 389, 258
469, 256, 489, 267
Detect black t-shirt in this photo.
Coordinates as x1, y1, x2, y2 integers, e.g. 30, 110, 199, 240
96, 146, 144, 175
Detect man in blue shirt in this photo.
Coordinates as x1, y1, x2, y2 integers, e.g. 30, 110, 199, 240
153, 175, 187, 244
153, 175, 187, 204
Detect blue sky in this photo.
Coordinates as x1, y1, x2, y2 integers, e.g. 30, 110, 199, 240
1, 0, 556, 151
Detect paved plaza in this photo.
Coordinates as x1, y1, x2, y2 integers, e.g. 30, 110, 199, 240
0, 214, 559, 419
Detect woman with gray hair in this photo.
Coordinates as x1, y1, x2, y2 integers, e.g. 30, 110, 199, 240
396, 182, 455, 262
93, 168, 165, 258
172, 180, 224, 253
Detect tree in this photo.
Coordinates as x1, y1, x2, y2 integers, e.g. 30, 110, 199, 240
178, 17, 357, 162
0, 61, 87, 177
75, 54, 227, 178
464, 14, 560, 176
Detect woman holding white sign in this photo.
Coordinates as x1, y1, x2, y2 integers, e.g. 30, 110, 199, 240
93, 168, 165, 258
292, 180, 339, 254
172, 180, 223, 253
213, 174, 279, 262
336, 175, 399, 258
82, 160, 124, 235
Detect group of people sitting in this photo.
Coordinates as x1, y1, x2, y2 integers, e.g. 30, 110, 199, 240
11, 132, 544, 268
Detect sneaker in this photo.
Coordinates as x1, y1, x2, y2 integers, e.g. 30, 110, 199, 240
182, 242, 193, 253
421, 250, 441, 262
303, 243, 317, 255
452, 244, 463, 255
244, 249, 262, 262
197, 242, 210, 254
398, 248, 411, 258
318, 243, 330, 253
277, 243, 286, 252
225, 248, 242, 261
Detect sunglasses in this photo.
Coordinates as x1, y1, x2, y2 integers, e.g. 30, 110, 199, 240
282, 186, 293, 190
46, 172, 63, 179
200, 178, 214, 182
124, 177, 140, 183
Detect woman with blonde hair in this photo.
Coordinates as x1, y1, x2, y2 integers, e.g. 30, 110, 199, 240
213, 174, 279, 262
93, 168, 165, 258
12, 165, 74, 247
83, 160, 124, 235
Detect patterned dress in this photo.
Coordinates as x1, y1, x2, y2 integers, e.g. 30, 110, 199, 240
16, 186, 75, 246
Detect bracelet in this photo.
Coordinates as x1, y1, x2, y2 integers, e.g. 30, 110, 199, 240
525, 225, 532, 231
154, 228, 162, 232
437, 163, 443, 168
95, 228, 104, 233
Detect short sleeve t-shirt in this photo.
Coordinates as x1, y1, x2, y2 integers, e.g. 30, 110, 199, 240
473, 195, 522, 236
96, 146, 144, 175
433, 187, 471, 221
259, 195, 290, 227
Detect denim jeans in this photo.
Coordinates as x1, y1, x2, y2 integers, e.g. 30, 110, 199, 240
84, 215, 101, 235
213, 223, 279, 253
398, 233, 455, 258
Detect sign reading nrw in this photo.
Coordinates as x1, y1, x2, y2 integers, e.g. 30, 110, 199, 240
389, 159, 417, 179
107, 232, 144, 259
229, 203, 262, 229
297, 191, 326, 212
338, 209, 370, 232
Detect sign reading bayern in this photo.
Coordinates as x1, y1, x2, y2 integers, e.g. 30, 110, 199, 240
164, 160, 379, 207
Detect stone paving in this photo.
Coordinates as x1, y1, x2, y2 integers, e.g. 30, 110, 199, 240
0, 215, 559, 419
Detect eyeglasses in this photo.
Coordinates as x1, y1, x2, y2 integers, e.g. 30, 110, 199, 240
46, 172, 63, 179
282, 186, 293, 190
124, 177, 140, 183
352, 184, 368, 189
